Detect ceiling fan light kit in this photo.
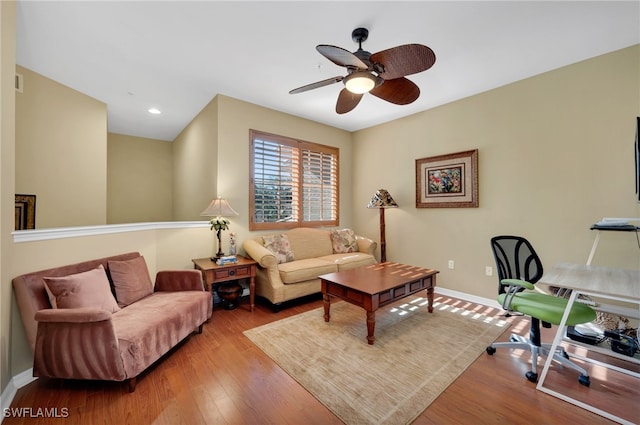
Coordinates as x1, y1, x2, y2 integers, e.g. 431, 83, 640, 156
344, 71, 380, 94
290, 28, 436, 114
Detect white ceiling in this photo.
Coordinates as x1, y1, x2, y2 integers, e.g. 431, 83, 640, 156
15, 1, 640, 142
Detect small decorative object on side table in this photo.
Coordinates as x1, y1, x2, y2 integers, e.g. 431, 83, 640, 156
192, 255, 257, 312
229, 232, 237, 255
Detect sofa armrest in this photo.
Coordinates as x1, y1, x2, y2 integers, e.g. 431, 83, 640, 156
155, 270, 204, 292
33, 308, 126, 381
243, 239, 278, 269
356, 236, 378, 257
35, 307, 112, 323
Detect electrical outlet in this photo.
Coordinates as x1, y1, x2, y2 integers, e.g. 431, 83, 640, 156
448, 260, 455, 269
485, 266, 493, 276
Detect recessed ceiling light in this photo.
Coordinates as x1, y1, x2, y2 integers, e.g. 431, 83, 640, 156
148, 108, 161, 115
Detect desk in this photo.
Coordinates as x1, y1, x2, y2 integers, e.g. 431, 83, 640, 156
538, 263, 640, 424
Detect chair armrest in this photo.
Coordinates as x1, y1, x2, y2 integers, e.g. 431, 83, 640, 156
356, 236, 377, 256
33, 308, 126, 381
501, 279, 535, 290
499, 279, 535, 311
155, 270, 204, 292
243, 239, 278, 268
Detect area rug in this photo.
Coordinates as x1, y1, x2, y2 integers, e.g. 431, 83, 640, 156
244, 296, 509, 425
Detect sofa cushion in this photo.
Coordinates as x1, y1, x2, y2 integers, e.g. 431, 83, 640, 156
263, 234, 295, 264
318, 253, 377, 271
43, 265, 120, 313
330, 229, 358, 253
285, 228, 334, 260
108, 256, 154, 308
278, 259, 338, 284
112, 291, 211, 378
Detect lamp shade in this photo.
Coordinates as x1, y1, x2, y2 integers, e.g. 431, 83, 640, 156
367, 189, 398, 208
200, 198, 239, 217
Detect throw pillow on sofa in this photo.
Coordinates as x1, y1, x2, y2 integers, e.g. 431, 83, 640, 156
43, 265, 121, 313
262, 234, 295, 264
108, 255, 154, 307
331, 229, 358, 253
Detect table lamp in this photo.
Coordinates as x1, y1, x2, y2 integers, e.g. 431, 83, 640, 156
200, 197, 239, 259
367, 189, 398, 263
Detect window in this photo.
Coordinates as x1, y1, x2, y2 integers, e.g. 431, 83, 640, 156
250, 130, 339, 230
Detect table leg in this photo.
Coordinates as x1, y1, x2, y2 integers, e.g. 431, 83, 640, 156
323, 293, 331, 322
366, 310, 376, 345
427, 286, 434, 313
249, 276, 255, 312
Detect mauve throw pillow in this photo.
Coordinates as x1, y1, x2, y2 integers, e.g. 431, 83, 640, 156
43, 265, 120, 313
108, 256, 154, 307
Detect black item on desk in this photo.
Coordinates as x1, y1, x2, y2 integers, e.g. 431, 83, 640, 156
566, 326, 603, 345
604, 330, 638, 357
590, 224, 638, 231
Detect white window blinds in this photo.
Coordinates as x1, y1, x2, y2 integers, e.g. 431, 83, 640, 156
250, 131, 339, 230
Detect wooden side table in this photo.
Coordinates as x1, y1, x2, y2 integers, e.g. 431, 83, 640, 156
192, 255, 257, 312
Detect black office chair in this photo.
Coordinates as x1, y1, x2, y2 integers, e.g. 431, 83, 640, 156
486, 236, 596, 386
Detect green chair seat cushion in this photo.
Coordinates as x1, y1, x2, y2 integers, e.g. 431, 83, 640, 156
497, 292, 596, 326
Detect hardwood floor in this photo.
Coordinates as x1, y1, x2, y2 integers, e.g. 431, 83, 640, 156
4, 294, 638, 424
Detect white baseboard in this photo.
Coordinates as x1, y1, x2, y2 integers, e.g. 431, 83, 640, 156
434, 287, 501, 310
12, 369, 36, 389
1, 369, 36, 424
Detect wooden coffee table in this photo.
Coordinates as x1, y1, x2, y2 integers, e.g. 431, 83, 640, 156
320, 262, 439, 345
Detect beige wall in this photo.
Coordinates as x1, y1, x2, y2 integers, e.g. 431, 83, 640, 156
170, 94, 353, 255
15, 66, 107, 228
352, 45, 640, 300
216, 95, 354, 252
172, 96, 219, 221
107, 133, 173, 223
1, 0, 17, 396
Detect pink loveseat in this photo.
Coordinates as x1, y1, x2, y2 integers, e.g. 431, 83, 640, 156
12, 252, 212, 391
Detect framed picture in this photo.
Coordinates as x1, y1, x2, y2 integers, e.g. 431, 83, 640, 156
15, 194, 36, 230
415, 149, 478, 208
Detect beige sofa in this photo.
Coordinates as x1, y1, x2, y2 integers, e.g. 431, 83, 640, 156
12, 252, 212, 392
243, 228, 377, 309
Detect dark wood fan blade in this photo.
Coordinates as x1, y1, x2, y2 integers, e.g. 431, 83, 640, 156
370, 78, 420, 105
336, 89, 363, 114
317, 45, 368, 69
289, 76, 344, 94
370, 44, 436, 80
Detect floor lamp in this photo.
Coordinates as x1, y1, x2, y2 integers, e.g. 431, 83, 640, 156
200, 197, 239, 259
367, 189, 398, 263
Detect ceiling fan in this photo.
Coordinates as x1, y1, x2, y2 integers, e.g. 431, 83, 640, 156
289, 28, 436, 114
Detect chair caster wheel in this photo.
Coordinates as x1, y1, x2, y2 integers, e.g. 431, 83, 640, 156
525, 371, 538, 383
578, 374, 590, 387
486, 346, 496, 355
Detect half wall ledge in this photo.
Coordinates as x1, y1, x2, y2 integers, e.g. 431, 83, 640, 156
12, 221, 209, 243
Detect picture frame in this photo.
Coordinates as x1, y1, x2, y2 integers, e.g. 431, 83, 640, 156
415, 149, 478, 208
15, 194, 36, 230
